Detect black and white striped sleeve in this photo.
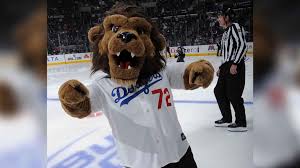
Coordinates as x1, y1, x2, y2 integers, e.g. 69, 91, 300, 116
231, 23, 247, 65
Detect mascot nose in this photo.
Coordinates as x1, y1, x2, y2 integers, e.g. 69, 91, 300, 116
117, 32, 137, 43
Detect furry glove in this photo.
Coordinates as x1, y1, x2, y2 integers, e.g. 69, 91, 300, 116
58, 80, 91, 118
184, 60, 214, 90
0, 82, 19, 117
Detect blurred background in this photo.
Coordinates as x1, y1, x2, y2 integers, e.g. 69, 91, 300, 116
254, 0, 300, 167
0, 0, 46, 167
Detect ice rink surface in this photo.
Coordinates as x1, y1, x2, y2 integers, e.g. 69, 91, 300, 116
47, 56, 253, 168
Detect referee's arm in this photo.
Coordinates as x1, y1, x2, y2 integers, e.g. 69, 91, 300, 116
231, 23, 247, 65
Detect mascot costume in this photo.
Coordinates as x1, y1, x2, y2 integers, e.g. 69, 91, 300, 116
59, 3, 214, 168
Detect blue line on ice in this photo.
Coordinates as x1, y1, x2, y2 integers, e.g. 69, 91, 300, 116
47, 98, 253, 105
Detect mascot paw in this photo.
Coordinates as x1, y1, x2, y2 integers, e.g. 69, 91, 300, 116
0, 82, 19, 117
184, 60, 214, 89
58, 80, 91, 118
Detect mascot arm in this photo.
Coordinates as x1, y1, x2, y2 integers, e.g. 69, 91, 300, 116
58, 80, 103, 119
166, 62, 187, 89
183, 60, 214, 90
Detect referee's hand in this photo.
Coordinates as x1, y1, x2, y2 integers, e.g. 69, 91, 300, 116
230, 64, 238, 75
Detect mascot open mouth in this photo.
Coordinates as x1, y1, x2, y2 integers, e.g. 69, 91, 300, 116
114, 49, 139, 70
108, 48, 145, 85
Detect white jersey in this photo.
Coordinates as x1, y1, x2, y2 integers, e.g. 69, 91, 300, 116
88, 62, 190, 168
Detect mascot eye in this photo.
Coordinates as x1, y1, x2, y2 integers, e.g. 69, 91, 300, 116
137, 28, 145, 35
111, 25, 119, 33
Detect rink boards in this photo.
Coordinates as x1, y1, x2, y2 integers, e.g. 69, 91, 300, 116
47, 43, 253, 66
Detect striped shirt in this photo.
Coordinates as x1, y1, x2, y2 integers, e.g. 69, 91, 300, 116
220, 22, 247, 65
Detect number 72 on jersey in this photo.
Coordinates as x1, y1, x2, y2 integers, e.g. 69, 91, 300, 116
151, 88, 172, 110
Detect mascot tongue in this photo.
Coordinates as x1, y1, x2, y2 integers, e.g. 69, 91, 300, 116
120, 61, 130, 69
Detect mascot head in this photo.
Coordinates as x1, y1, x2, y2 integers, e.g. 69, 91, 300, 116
88, 2, 166, 86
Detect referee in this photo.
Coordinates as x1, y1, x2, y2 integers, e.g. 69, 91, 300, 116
214, 7, 248, 132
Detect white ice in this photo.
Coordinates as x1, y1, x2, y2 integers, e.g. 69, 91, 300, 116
47, 56, 253, 168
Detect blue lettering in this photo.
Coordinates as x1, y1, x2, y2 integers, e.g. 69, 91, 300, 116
98, 150, 121, 168
111, 73, 163, 107
49, 135, 120, 168
128, 85, 135, 93
111, 87, 128, 103
89, 136, 115, 155
52, 151, 95, 168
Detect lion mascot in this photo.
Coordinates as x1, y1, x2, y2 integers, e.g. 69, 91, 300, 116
59, 2, 214, 168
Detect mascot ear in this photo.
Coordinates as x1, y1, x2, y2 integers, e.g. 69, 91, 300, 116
88, 25, 103, 43
151, 32, 166, 51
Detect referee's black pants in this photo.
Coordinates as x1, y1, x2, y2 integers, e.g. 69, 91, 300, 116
214, 61, 246, 126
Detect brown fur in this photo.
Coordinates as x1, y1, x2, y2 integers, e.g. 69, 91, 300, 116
184, 60, 215, 90
89, 3, 166, 86
58, 80, 91, 118
0, 82, 19, 117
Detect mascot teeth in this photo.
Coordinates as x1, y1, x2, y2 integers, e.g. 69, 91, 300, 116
115, 49, 135, 70
131, 52, 135, 58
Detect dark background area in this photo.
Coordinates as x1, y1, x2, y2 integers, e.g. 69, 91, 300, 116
47, 0, 252, 55
0, 0, 43, 49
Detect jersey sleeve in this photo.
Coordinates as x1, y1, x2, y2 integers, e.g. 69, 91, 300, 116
165, 62, 186, 89
87, 81, 104, 113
